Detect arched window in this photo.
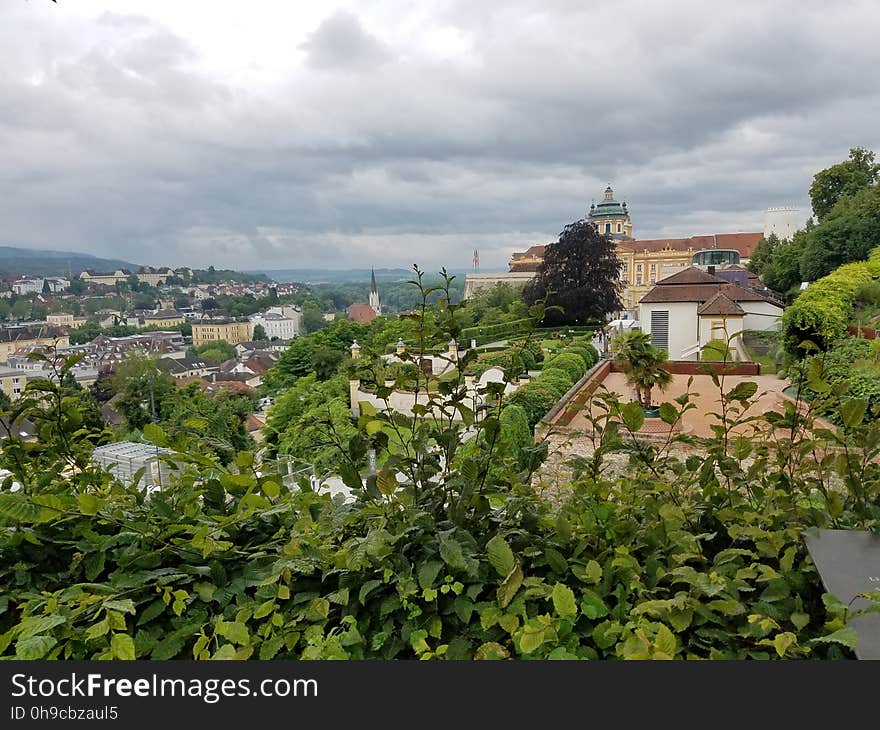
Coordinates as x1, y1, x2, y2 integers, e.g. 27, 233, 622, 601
617, 223, 622, 233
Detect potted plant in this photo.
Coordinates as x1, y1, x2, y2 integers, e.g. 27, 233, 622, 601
612, 330, 672, 416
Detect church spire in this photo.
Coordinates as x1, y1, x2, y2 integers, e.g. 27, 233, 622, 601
369, 268, 381, 315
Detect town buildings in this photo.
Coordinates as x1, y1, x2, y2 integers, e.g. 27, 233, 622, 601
192, 319, 254, 347
464, 186, 773, 314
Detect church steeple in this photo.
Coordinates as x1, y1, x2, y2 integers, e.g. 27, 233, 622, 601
369, 268, 381, 315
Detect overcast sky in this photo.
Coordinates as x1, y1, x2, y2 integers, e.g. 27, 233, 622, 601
2, 0, 878, 271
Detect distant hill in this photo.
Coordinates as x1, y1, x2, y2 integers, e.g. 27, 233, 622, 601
252, 268, 471, 284
0, 246, 140, 277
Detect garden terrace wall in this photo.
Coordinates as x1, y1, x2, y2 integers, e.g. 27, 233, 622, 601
541, 359, 612, 430
608, 361, 761, 376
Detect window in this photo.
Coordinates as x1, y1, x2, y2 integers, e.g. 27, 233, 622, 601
650, 311, 669, 351
605, 223, 611, 234
650, 264, 656, 273
617, 223, 622, 233
636, 276, 643, 285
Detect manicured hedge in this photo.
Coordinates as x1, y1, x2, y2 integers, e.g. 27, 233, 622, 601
461, 318, 534, 346
505, 383, 559, 428
544, 352, 587, 382
782, 245, 880, 355
535, 369, 575, 398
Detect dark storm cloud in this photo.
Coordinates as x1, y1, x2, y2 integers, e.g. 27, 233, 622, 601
0, 1, 878, 270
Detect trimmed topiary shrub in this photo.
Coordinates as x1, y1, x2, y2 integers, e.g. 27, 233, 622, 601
506, 382, 559, 428
535, 369, 575, 398
544, 352, 587, 382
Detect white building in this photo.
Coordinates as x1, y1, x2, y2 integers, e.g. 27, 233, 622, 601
12, 277, 69, 295
638, 267, 783, 361
266, 305, 301, 335
250, 311, 298, 340
764, 207, 802, 241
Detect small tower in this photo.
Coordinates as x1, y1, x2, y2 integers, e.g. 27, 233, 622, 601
588, 185, 633, 239
369, 268, 382, 316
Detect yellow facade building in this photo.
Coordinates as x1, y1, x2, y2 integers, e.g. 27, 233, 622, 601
192, 320, 253, 347
143, 310, 186, 329
504, 186, 764, 312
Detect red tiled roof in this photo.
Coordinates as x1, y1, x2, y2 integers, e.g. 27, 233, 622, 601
698, 292, 745, 316
348, 303, 377, 324
640, 280, 777, 305
656, 267, 727, 286
619, 232, 763, 257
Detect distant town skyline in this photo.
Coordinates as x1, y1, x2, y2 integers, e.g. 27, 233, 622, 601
2, 1, 878, 271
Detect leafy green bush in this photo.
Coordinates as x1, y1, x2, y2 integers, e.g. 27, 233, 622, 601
533, 369, 574, 398
565, 345, 598, 370
1, 269, 878, 662
505, 382, 559, 428
544, 352, 587, 382
782, 245, 880, 355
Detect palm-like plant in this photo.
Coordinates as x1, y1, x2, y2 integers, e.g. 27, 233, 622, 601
612, 331, 672, 410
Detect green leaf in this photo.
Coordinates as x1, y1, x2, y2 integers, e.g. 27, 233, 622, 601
812, 627, 858, 650
581, 560, 603, 585
551, 583, 578, 619
0, 493, 40, 523
839, 398, 867, 428
142, 422, 167, 446
653, 624, 676, 658
791, 612, 810, 631
253, 599, 276, 620
111, 633, 136, 660
15, 635, 57, 660
726, 381, 758, 403
659, 402, 678, 425
359, 579, 383, 605
216, 620, 250, 646
77, 492, 101, 515
772, 632, 797, 657
486, 535, 515, 578
376, 469, 398, 496
474, 641, 509, 660
439, 535, 467, 572
497, 563, 524, 609
211, 643, 238, 660
519, 624, 546, 654
619, 402, 644, 432
418, 561, 443, 590
103, 599, 135, 615
17, 614, 67, 639
580, 589, 609, 620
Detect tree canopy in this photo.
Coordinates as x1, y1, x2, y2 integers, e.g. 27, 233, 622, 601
523, 220, 622, 325
809, 147, 880, 221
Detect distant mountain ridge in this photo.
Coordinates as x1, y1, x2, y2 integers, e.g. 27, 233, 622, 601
0, 246, 140, 277
252, 268, 472, 284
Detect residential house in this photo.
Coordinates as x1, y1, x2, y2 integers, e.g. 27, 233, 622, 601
638, 267, 783, 361
157, 357, 214, 380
